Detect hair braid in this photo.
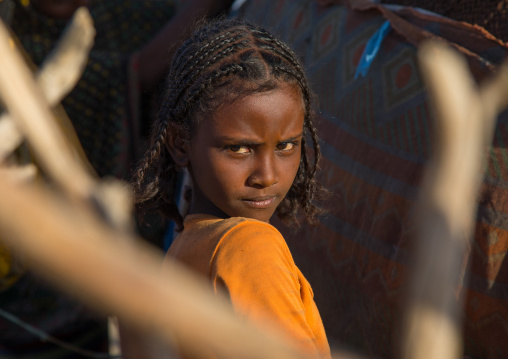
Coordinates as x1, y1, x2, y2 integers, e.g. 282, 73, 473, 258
174, 34, 245, 85
168, 40, 250, 111
253, 32, 312, 102
264, 49, 311, 105
252, 29, 305, 69
133, 117, 168, 196
173, 28, 239, 75
175, 63, 245, 122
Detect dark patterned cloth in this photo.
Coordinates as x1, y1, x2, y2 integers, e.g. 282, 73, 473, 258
0, 274, 108, 358
240, 1, 508, 358
11, 0, 176, 178
380, 0, 508, 42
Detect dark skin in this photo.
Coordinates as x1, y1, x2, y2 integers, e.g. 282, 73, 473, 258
168, 83, 305, 224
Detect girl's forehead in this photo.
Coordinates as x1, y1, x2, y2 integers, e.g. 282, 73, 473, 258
209, 80, 305, 115
196, 83, 305, 137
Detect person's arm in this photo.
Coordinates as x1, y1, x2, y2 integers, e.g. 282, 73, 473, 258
136, 0, 234, 93
210, 222, 331, 358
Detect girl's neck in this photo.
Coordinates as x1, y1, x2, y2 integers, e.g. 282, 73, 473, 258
188, 184, 229, 220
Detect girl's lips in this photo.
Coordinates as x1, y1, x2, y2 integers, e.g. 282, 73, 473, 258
242, 196, 276, 209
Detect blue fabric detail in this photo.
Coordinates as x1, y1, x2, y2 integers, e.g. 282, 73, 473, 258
163, 170, 188, 251
354, 20, 391, 79
163, 221, 176, 251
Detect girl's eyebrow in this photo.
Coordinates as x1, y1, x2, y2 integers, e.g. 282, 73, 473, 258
217, 136, 261, 145
217, 132, 304, 145
282, 132, 304, 142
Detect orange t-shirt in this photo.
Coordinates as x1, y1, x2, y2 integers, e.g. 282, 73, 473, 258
165, 214, 331, 359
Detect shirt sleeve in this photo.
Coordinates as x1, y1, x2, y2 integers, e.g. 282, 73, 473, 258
210, 221, 323, 357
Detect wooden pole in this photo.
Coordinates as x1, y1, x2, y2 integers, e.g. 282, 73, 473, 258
0, 10, 132, 231
0, 117, 21, 161
0, 7, 94, 163
0, 10, 94, 199
400, 40, 505, 359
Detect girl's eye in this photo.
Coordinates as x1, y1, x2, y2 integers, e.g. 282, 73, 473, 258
227, 145, 250, 154
277, 142, 295, 151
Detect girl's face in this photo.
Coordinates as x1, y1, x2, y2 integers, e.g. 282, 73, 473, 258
171, 83, 304, 223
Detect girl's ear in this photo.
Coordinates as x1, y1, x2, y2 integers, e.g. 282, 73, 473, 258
166, 126, 190, 168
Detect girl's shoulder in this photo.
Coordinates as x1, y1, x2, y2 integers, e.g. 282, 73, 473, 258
183, 214, 284, 240
209, 217, 299, 287
213, 217, 293, 265
181, 214, 291, 260
224, 216, 283, 236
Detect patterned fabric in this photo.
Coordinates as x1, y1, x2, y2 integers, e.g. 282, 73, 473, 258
10, 0, 176, 178
239, 1, 508, 358
380, 0, 508, 42
0, 274, 108, 358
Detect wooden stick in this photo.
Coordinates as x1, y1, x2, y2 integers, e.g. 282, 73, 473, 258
479, 60, 508, 144
0, 11, 94, 199
0, 8, 94, 163
0, 164, 37, 183
36, 7, 95, 105
0, 177, 313, 359
0, 10, 132, 230
400, 40, 496, 359
0, 117, 21, 161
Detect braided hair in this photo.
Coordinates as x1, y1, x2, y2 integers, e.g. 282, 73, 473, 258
132, 18, 326, 230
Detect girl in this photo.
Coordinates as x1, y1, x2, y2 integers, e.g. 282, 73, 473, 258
133, 18, 331, 358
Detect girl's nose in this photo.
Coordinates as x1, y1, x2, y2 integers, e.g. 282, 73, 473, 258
247, 154, 279, 188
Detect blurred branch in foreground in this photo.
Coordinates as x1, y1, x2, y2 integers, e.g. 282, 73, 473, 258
400, 41, 508, 359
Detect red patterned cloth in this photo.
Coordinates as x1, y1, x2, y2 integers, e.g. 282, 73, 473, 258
239, 1, 508, 358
